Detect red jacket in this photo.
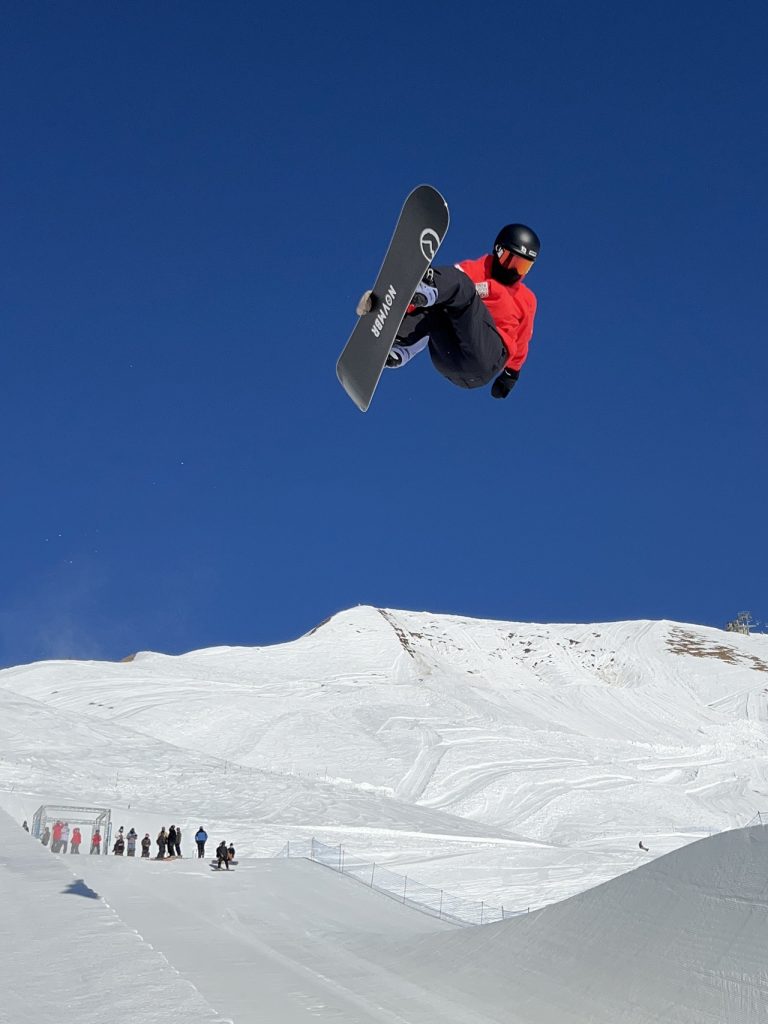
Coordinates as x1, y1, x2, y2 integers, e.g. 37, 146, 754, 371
457, 255, 537, 372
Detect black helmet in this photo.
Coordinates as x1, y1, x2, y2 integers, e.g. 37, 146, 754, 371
491, 223, 541, 284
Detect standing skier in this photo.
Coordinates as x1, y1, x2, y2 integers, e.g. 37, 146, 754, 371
385, 223, 540, 397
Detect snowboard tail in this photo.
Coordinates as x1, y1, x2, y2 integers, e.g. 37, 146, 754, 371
336, 185, 450, 412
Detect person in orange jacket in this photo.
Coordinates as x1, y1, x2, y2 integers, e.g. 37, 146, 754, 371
385, 223, 540, 398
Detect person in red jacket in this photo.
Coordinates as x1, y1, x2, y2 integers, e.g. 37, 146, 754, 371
386, 223, 540, 398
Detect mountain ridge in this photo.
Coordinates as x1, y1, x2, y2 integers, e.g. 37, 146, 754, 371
1, 605, 767, 909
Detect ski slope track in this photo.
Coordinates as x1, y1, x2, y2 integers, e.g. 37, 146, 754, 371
2, 606, 768, 1021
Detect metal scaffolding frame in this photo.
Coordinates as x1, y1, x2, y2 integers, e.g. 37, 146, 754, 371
31, 804, 112, 854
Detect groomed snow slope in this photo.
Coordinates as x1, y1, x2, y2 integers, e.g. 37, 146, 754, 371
8, 806, 768, 1023
2, 606, 768, 913
0, 809, 221, 1024
371, 825, 768, 1023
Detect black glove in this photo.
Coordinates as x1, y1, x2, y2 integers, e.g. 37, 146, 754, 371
491, 367, 519, 399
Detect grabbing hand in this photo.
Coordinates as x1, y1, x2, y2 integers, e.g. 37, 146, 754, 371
491, 368, 519, 399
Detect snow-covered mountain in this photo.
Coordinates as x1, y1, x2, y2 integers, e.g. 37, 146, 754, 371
2, 605, 768, 911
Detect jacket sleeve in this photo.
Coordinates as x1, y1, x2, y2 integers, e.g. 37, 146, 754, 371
504, 291, 537, 372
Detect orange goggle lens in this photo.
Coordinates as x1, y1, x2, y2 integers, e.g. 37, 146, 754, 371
495, 246, 535, 276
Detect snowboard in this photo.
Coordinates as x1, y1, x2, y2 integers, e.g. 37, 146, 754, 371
336, 184, 450, 412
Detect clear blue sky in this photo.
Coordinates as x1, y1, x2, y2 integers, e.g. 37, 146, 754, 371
1, 1, 766, 664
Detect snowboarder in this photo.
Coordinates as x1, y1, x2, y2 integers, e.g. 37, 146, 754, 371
227, 843, 236, 863
215, 841, 230, 870
70, 827, 82, 854
195, 826, 208, 859
384, 223, 540, 397
126, 828, 137, 856
639, 841, 649, 852
140, 833, 151, 858
22, 820, 29, 832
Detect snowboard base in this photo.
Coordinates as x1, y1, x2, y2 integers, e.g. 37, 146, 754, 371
337, 185, 449, 411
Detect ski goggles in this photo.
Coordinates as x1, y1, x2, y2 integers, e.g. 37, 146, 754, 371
495, 245, 535, 277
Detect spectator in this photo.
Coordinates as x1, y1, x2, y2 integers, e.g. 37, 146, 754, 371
167, 826, 177, 858
51, 821, 63, 853
70, 828, 82, 854
22, 820, 29, 832
60, 822, 70, 855
41, 826, 51, 847
156, 827, 167, 859
215, 841, 230, 871
140, 833, 151, 858
126, 829, 137, 857
195, 826, 208, 859
113, 834, 125, 855
173, 826, 182, 858
90, 829, 102, 855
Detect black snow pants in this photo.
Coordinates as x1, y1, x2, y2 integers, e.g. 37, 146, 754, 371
395, 265, 508, 389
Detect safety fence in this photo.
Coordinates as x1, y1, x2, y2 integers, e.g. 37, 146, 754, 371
276, 836, 529, 926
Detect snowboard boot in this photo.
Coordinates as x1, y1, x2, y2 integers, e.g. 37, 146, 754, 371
410, 268, 438, 309
386, 336, 430, 369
